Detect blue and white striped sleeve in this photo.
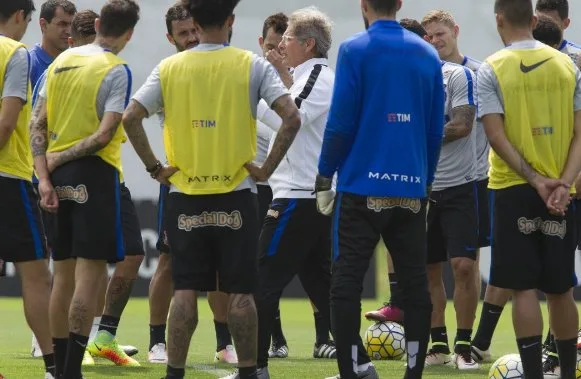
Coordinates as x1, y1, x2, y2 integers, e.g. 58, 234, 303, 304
103, 64, 132, 114
450, 66, 475, 109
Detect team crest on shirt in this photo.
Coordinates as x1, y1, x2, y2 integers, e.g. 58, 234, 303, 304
55, 184, 89, 204
177, 211, 243, 231
367, 197, 421, 214
517, 217, 566, 239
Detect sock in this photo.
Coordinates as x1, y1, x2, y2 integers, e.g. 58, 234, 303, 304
43, 353, 56, 376
214, 320, 232, 352
314, 312, 330, 345
543, 330, 553, 347
149, 324, 167, 350
238, 366, 258, 379
546, 334, 557, 355
166, 365, 185, 379
388, 273, 403, 308
89, 316, 101, 340
430, 327, 450, 354
53, 338, 68, 378
517, 335, 543, 379
472, 302, 503, 350
271, 308, 286, 346
454, 329, 472, 353
556, 338, 577, 378
98, 314, 120, 337
63, 332, 89, 379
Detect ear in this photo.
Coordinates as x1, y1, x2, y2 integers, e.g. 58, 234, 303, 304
94, 18, 101, 35
258, 36, 264, 48
423, 35, 431, 43
396, 0, 403, 12
531, 14, 538, 30
126, 28, 134, 42
564, 17, 571, 29
39, 17, 48, 32
228, 14, 235, 28
495, 13, 503, 29
453, 24, 460, 38
167, 32, 176, 46
305, 37, 316, 53
360, 0, 368, 14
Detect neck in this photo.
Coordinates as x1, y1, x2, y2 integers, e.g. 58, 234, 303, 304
367, 11, 396, 27
198, 27, 229, 45
443, 49, 464, 65
502, 27, 534, 47
0, 25, 16, 40
41, 38, 62, 58
94, 35, 122, 54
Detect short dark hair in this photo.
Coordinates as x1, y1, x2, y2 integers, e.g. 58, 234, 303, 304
365, 0, 399, 15
181, 0, 240, 29
262, 13, 288, 40
71, 10, 98, 40
495, 0, 534, 27
40, 0, 76, 23
400, 18, 427, 38
99, 0, 140, 38
0, 0, 35, 22
536, 0, 569, 20
533, 14, 563, 47
165, 3, 191, 35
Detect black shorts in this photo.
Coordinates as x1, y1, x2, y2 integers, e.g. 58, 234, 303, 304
575, 198, 581, 249
427, 181, 479, 264
489, 184, 577, 294
156, 184, 170, 254
257, 184, 273, 231
34, 182, 57, 253
166, 189, 259, 293
120, 184, 144, 256
476, 178, 491, 248
51, 156, 124, 263
0, 176, 47, 263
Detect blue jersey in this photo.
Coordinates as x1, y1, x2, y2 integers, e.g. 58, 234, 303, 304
29, 44, 53, 91
318, 20, 445, 198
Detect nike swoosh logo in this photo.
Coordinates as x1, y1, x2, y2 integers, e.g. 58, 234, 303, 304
54, 65, 83, 74
94, 343, 102, 351
76, 340, 87, 348
520, 57, 553, 73
521, 342, 539, 349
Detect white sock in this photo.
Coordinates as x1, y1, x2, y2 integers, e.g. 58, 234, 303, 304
89, 316, 102, 340
357, 363, 371, 372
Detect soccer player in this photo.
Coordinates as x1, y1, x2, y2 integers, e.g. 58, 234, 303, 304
253, 7, 337, 375
0, 2, 56, 378
533, 14, 564, 49
420, 10, 480, 370
30, 1, 140, 377
121, 0, 301, 377
316, 0, 444, 377
147, 3, 237, 365
478, 0, 581, 377
536, 0, 581, 61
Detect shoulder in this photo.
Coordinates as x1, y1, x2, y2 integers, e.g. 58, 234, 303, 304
464, 56, 482, 72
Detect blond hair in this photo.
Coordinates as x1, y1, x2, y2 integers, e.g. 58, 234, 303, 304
421, 9, 456, 29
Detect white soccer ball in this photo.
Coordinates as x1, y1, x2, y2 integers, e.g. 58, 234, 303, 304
489, 354, 524, 379
364, 321, 406, 360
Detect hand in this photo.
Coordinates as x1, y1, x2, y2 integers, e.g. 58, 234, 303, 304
265, 49, 287, 73
547, 184, 572, 216
46, 152, 60, 173
153, 165, 178, 186
531, 175, 564, 205
38, 179, 58, 213
244, 162, 270, 182
315, 175, 335, 216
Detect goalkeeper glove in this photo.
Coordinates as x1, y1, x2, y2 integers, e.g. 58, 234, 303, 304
315, 174, 335, 216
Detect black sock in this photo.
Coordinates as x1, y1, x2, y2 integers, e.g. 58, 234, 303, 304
430, 327, 450, 353
454, 329, 472, 353
238, 366, 258, 379
556, 338, 577, 378
271, 308, 286, 346
517, 335, 543, 379
166, 365, 185, 379
543, 330, 553, 347
149, 324, 167, 350
64, 332, 89, 379
472, 302, 503, 350
98, 314, 120, 337
388, 273, 403, 308
53, 337, 68, 378
43, 353, 55, 376
214, 320, 232, 352
314, 312, 330, 345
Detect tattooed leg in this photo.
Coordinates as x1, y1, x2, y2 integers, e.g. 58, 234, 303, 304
70, 259, 108, 335
103, 255, 143, 318
167, 290, 199, 368
228, 293, 258, 367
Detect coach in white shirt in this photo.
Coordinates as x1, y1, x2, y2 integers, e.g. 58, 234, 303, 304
251, 6, 336, 378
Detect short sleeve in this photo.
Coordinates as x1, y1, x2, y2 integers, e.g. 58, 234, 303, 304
449, 66, 475, 109
250, 56, 289, 108
2, 47, 29, 102
132, 65, 164, 117
102, 64, 131, 114
476, 62, 505, 116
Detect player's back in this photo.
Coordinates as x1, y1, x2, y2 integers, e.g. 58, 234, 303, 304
336, 20, 444, 198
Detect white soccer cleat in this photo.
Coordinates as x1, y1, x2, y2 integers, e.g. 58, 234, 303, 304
470, 345, 492, 363
424, 349, 453, 366
219, 367, 270, 379
148, 343, 168, 364
215, 344, 238, 364
454, 351, 479, 370
268, 343, 289, 358
31, 335, 43, 358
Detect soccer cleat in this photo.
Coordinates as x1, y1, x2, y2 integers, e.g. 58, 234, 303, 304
470, 345, 492, 363
268, 343, 289, 358
219, 367, 270, 379
424, 349, 453, 366
148, 343, 168, 364
82, 349, 95, 366
364, 303, 403, 323
542, 356, 560, 378
324, 363, 379, 379
215, 344, 238, 364
313, 341, 337, 359
120, 344, 139, 357
31, 335, 43, 358
87, 330, 140, 367
454, 351, 479, 370
44, 373, 55, 379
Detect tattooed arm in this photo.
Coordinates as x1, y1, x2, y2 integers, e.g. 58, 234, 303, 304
443, 104, 476, 143
122, 100, 160, 170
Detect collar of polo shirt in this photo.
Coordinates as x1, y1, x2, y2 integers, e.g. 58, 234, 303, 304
292, 57, 329, 81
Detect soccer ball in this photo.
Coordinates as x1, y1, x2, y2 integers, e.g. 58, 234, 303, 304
364, 321, 406, 360
488, 354, 524, 379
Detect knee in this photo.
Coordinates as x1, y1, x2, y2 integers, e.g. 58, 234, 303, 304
427, 263, 442, 284
546, 289, 574, 304
451, 258, 475, 283
114, 255, 143, 280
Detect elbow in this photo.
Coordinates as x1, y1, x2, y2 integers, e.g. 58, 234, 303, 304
96, 130, 115, 147
121, 112, 134, 130
287, 109, 302, 132
0, 123, 13, 149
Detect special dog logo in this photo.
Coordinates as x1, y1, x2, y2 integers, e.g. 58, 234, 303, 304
178, 211, 243, 231
367, 197, 422, 214
55, 184, 89, 204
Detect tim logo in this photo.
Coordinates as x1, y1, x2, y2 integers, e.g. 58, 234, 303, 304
55, 184, 88, 204
517, 217, 566, 239
178, 211, 243, 231
387, 113, 411, 123
367, 197, 421, 214
192, 119, 216, 128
